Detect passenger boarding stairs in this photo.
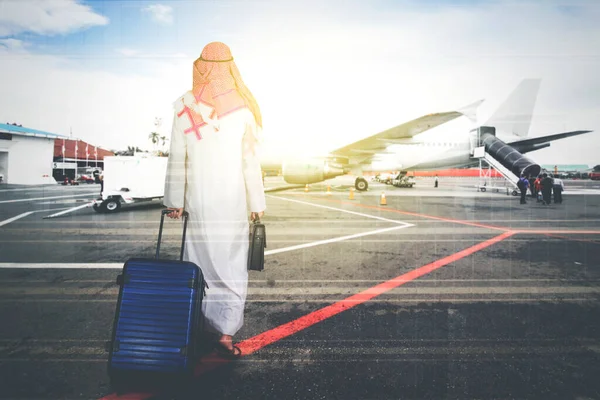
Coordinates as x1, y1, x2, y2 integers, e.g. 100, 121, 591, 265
470, 126, 536, 196
476, 150, 520, 195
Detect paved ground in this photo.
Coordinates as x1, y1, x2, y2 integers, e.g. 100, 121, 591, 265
0, 178, 599, 399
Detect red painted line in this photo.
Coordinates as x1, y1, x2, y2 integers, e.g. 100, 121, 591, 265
308, 196, 509, 232
235, 230, 514, 356
99, 231, 514, 398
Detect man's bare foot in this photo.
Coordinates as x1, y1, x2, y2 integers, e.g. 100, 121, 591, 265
218, 335, 234, 350
215, 334, 242, 358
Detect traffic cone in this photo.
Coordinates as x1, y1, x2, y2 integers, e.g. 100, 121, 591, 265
349, 188, 355, 200
304, 184, 309, 192
380, 192, 387, 205
326, 185, 332, 195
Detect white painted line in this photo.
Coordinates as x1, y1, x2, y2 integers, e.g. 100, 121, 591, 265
33, 207, 75, 213
0, 193, 97, 204
0, 187, 62, 193
0, 194, 415, 268
0, 225, 414, 269
265, 224, 413, 256
43, 202, 95, 219
0, 211, 35, 227
0, 263, 121, 269
266, 194, 411, 226
4, 285, 599, 296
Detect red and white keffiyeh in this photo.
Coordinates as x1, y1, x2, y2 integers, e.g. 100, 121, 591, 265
177, 42, 262, 130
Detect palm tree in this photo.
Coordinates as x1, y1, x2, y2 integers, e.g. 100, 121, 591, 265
148, 132, 159, 150
148, 117, 163, 154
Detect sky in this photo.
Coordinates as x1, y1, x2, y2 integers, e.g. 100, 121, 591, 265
0, 0, 599, 165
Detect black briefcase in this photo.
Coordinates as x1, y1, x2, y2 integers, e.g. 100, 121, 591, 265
248, 218, 266, 271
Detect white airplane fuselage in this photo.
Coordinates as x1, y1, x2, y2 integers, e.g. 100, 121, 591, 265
359, 140, 476, 173
270, 79, 592, 190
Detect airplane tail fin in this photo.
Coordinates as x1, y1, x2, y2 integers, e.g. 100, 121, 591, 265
458, 99, 485, 123
484, 78, 541, 138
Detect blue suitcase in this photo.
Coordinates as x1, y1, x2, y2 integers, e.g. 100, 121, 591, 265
107, 209, 207, 388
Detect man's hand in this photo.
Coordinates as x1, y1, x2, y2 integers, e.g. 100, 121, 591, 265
166, 208, 184, 219
250, 211, 264, 222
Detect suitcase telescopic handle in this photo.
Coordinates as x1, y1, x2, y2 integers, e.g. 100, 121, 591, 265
157, 209, 189, 261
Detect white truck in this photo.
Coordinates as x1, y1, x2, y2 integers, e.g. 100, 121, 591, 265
94, 155, 169, 213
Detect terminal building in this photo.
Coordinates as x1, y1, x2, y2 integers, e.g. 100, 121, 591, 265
52, 138, 114, 182
0, 122, 113, 185
0, 122, 67, 185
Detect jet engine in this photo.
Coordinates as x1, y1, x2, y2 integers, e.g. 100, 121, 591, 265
282, 159, 345, 184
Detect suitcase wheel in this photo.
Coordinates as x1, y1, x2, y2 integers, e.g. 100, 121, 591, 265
116, 274, 129, 285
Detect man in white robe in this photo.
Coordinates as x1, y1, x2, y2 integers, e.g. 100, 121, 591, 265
163, 42, 266, 358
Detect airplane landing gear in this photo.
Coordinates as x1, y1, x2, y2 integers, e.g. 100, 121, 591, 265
355, 177, 368, 191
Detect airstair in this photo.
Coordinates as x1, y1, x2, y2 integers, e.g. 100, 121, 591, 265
476, 151, 519, 195
470, 126, 541, 195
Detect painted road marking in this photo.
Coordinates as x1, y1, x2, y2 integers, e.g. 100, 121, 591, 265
0, 225, 413, 269
3, 298, 596, 304
4, 285, 599, 296
266, 194, 412, 225
43, 202, 95, 219
0, 263, 121, 269
265, 225, 413, 255
0, 193, 97, 204
0, 207, 85, 228
0, 197, 415, 268
307, 195, 512, 232
96, 230, 515, 400
0, 211, 35, 227
0, 187, 65, 193
197, 231, 517, 372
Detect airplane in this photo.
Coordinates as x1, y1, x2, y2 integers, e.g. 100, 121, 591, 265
265, 79, 592, 191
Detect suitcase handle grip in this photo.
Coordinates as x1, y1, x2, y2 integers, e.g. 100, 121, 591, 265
157, 209, 189, 261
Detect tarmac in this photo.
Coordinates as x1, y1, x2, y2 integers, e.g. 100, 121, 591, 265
1, 177, 600, 399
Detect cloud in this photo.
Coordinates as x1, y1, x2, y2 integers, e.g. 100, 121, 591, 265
0, 0, 108, 37
0, 0, 598, 165
115, 47, 189, 60
142, 4, 174, 25
0, 44, 189, 152
116, 48, 141, 57
228, 0, 600, 163
0, 38, 28, 52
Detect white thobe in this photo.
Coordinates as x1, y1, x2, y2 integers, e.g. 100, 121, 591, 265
163, 94, 266, 336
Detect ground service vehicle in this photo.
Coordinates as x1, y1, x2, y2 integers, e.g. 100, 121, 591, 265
94, 155, 168, 213
391, 176, 416, 188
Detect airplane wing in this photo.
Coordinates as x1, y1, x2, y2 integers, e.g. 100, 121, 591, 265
331, 99, 484, 159
508, 130, 592, 154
